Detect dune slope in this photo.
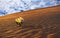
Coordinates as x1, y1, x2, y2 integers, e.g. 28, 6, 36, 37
0, 5, 60, 38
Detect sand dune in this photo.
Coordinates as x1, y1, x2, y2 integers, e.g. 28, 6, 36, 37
0, 5, 60, 38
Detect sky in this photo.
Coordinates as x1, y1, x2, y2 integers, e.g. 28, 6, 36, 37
0, 0, 60, 16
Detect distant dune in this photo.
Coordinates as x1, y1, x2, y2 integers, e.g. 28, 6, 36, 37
0, 5, 60, 38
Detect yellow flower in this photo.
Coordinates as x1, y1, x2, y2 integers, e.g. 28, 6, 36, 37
15, 17, 24, 23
